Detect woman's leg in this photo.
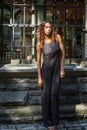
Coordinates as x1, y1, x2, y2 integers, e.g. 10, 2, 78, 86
41, 69, 53, 127
51, 65, 60, 127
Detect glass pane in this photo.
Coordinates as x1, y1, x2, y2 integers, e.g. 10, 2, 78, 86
14, 6, 24, 24
14, 0, 32, 4
13, 0, 23, 4
3, 9, 11, 24
55, 7, 65, 26
0, 0, 11, 60
65, 26, 84, 59
0, 0, 11, 24
74, 27, 83, 58
46, 1, 65, 26
76, 2, 84, 25
25, 7, 32, 24
3, 26, 11, 59
25, 27, 32, 60
65, 27, 75, 58
4, 0, 11, 4
25, 0, 32, 5
13, 26, 32, 59
56, 2, 65, 25
66, 2, 75, 25
14, 6, 32, 24
46, 7, 54, 23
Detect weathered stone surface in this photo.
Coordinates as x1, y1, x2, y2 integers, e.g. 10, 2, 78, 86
61, 77, 72, 84
16, 123, 47, 130
29, 90, 41, 96
0, 106, 41, 117
75, 104, 87, 115
0, 78, 37, 83
0, 65, 87, 128
60, 83, 79, 94
0, 116, 33, 123
59, 95, 80, 104
29, 96, 41, 105
0, 124, 16, 130
60, 104, 87, 116
78, 77, 87, 83
1, 119, 87, 130
79, 94, 87, 103
79, 83, 87, 93
0, 91, 28, 105
60, 105, 76, 115
0, 82, 38, 91
29, 91, 42, 105
4, 83, 39, 91
33, 116, 42, 121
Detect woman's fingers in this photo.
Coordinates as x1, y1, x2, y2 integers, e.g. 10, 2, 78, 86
38, 80, 44, 87
60, 70, 65, 78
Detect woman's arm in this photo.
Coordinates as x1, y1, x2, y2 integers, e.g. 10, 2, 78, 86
36, 42, 43, 86
57, 34, 65, 78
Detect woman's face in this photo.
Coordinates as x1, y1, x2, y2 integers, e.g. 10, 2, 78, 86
44, 23, 52, 36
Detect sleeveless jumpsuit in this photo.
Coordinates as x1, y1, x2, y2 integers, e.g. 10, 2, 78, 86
41, 42, 61, 127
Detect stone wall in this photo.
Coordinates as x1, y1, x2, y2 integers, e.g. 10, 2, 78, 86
0, 65, 87, 129
60, 69, 87, 119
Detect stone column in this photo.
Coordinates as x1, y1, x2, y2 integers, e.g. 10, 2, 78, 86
84, 0, 87, 58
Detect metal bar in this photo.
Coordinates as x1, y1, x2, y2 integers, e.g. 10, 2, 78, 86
0, 0, 3, 59
64, 0, 66, 54
53, 0, 56, 24
73, 0, 77, 59
43, 0, 46, 21
22, 0, 26, 59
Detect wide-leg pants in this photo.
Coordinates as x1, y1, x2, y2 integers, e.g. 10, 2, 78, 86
41, 58, 60, 127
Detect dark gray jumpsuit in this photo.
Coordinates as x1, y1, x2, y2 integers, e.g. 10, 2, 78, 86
41, 42, 61, 127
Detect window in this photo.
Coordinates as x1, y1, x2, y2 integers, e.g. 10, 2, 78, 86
0, 0, 11, 61
0, 0, 33, 63
45, 0, 84, 59
0, 0, 85, 64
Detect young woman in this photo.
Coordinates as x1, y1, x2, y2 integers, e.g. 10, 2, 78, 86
36, 21, 65, 130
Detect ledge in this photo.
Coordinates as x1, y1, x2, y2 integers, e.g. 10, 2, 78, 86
0, 63, 87, 72
0, 64, 87, 78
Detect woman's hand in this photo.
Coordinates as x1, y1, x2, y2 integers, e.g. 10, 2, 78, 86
60, 68, 65, 78
38, 77, 44, 87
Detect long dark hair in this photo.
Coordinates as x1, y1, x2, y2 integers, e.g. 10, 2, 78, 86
36, 21, 57, 45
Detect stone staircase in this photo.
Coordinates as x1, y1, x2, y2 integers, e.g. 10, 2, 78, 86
0, 65, 41, 124
0, 64, 87, 129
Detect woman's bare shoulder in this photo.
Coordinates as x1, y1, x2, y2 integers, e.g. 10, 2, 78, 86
55, 34, 61, 43
36, 42, 42, 50
56, 34, 61, 40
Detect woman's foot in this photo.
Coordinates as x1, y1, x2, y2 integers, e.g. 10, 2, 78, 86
54, 125, 59, 130
48, 126, 55, 130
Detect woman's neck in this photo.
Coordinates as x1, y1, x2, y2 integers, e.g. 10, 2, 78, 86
44, 35, 52, 43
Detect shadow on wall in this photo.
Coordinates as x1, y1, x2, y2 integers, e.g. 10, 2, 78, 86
59, 69, 87, 120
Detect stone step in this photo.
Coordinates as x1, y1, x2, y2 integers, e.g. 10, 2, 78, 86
0, 91, 28, 106
60, 103, 87, 117
0, 115, 42, 123
0, 78, 37, 83
0, 106, 41, 118
0, 104, 86, 119
0, 82, 38, 91
0, 120, 87, 130
0, 67, 37, 78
